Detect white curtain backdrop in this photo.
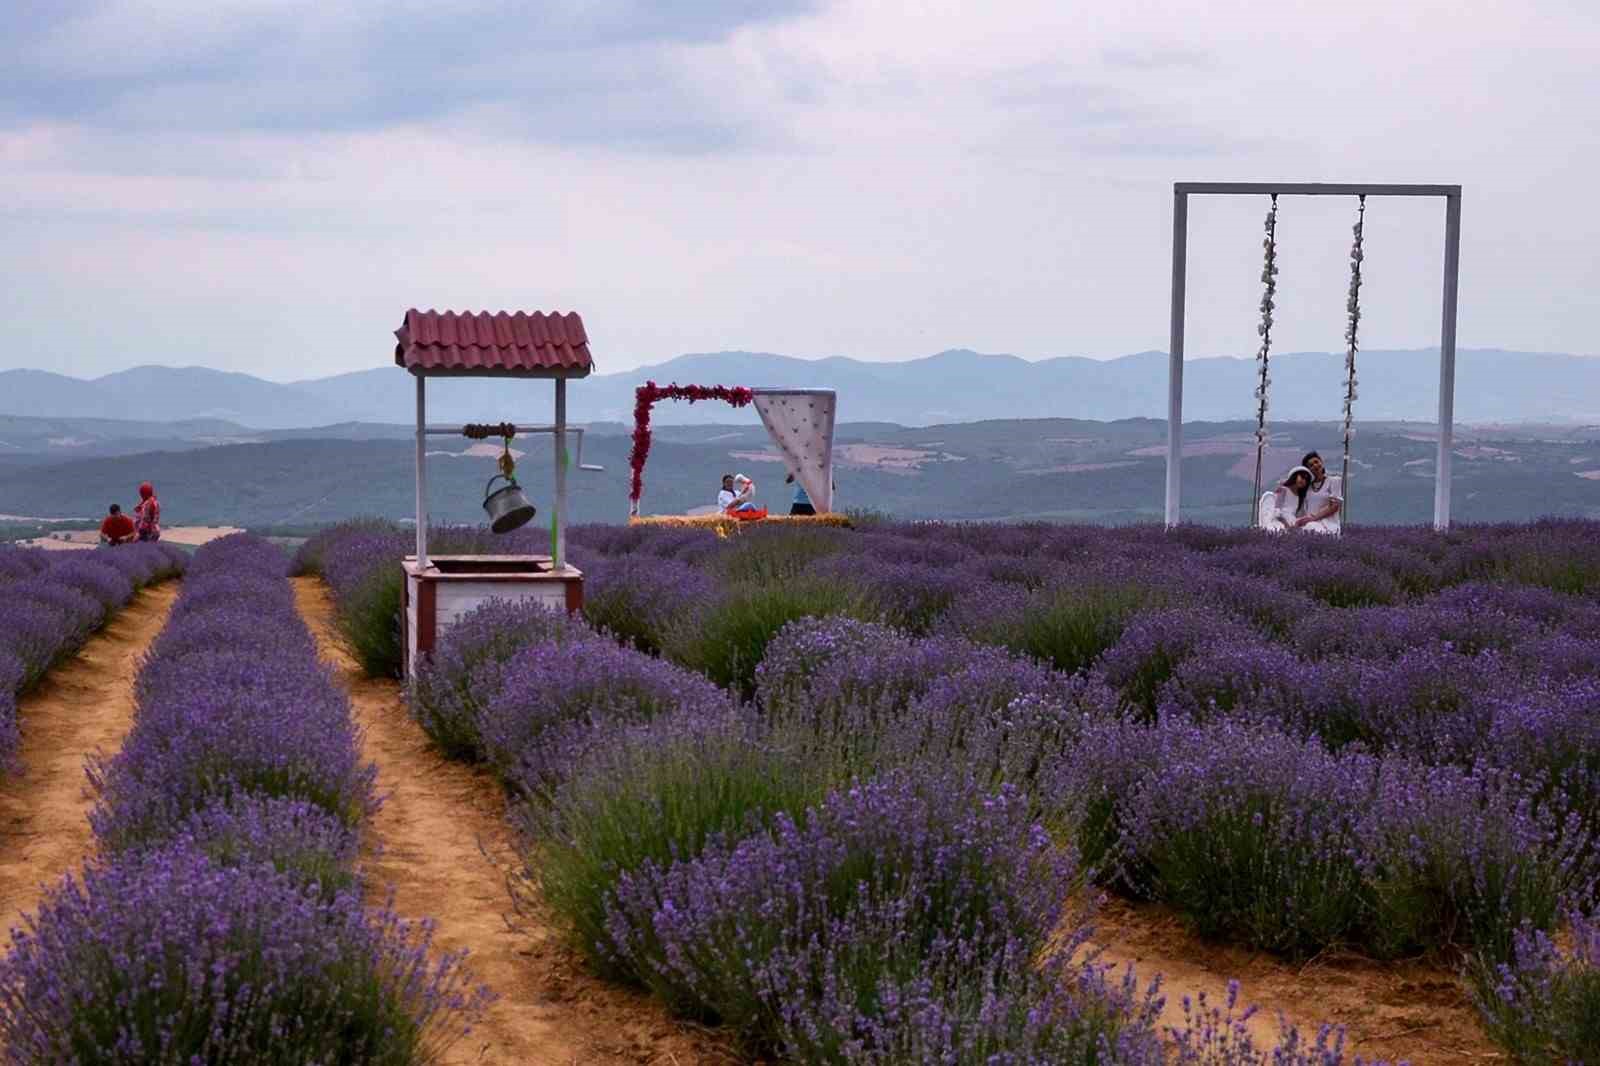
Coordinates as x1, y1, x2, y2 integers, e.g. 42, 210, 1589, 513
751, 389, 835, 513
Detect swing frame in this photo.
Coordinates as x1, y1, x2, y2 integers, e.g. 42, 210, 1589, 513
1163, 182, 1463, 530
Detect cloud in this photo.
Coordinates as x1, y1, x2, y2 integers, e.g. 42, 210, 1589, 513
1, 0, 1598, 380
1, 0, 819, 151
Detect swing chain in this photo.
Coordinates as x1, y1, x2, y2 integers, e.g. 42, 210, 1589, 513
1340, 194, 1367, 526
1251, 194, 1280, 525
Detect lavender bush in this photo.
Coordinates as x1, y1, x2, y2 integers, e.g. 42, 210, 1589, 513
477, 636, 735, 790
407, 597, 599, 761
575, 549, 717, 654
94, 535, 376, 854
44, 555, 134, 612
0, 843, 488, 1064
171, 792, 363, 898
4, 578, 102, 643
1366, 762, 1598, 962
517, 704, 824, 979
91, 647, 376, 852
939, 574, 1151, 675
0, 650, 20, 773
1471, 911, 1600, 1064
663, 577, 874, 697
1097, 607, 1258, 718
603, 772, 1155, 1063
1116, 717, 1377, 956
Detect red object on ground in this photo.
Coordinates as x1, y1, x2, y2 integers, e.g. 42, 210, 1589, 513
100, 513, 136, 543
725, 506, 768, 521
629, 382, 755, 510
394, 310, 593, 375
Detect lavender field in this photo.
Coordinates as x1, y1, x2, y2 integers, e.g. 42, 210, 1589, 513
296, 519, 1597, 1061
3, 522, 1589, 1061
0, 542, 186, 774
0, 536, 488, 1063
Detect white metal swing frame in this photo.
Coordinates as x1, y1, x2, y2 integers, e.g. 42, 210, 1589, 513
1163, 182, 1463, 530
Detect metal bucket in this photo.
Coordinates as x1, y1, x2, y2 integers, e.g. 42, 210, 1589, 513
483, 473, 537, 534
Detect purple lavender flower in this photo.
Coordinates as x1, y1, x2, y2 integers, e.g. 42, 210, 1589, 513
0, 842, 490, 1063
168, 793, 363, 898
4, 578, 102, 639
1113, 715, 1379, 956
92, 642, 377, 853
1470, 909, 1600, 1062
0, 650, 20, 774
0, 598, 77, 687
602, 771, 1150, 1062
1097, 607, 1258, 717
517, 702, 819, 980
1367, 761, 1598, 961
44, 556, 134, 612
577, 550, 718, 654
0, 545, 48, 582
408, 598, 600, 761
476, 636, 735, 792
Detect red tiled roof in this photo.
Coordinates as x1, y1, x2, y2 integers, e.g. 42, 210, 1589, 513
394, 309, 593, 376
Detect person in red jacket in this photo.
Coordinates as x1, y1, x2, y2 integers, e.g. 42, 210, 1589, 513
99, 504, 137, 546
133, 482, 161, 542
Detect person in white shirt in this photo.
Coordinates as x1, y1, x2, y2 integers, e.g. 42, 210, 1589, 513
1295, 451, 1342, 535
717, 473, 760, 513
1258, 466, 1312, 532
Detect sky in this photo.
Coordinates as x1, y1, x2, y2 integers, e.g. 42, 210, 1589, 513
3, 0, 1597, 381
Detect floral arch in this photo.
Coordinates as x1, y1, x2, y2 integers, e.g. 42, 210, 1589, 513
628, 381, 836, 517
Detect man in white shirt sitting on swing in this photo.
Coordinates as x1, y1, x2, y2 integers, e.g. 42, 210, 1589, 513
1295, 451, 1342, 534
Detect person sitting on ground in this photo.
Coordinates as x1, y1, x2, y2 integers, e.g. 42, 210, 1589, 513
99, 504, 137, 546
717, 473, 766, 520
133, 481, 161, 542
1258, 466, 1312, 533
1295, 451, 1342, 534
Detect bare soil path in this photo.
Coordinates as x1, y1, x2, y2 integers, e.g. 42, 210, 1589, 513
293, 578, 742, 1066
0, 583, 178, 941
1091, 898, 1502, 1066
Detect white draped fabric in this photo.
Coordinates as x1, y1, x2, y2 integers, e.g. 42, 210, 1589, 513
751, 389, 836, 513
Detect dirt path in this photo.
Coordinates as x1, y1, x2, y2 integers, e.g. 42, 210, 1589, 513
293, 578, 742, 1066
0, 583, 178, 940
1091, 898, 1501, 1065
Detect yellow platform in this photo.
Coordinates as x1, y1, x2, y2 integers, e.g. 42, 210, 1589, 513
628, 513, 853, 535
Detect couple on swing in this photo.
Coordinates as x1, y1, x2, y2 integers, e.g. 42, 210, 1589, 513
1259, 451, 1341, 534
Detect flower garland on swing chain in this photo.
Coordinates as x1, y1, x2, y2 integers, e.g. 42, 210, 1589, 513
1251, 194, 1279, 519
1341, 196, 1366, 521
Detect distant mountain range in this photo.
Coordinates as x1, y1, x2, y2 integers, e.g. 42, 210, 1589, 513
2, 347, 1598, 429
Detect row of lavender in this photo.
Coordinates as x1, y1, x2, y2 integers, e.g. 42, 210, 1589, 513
393, 593, 1339, 1063
574, 518, 1600, 1061
0, 542, 186, 772
302, 517, 1600, 1061
295, 526, 1175, 1060
0, 535, 485, 1062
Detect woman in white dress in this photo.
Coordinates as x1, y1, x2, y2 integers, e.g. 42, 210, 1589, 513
1257, 466, 1313, 533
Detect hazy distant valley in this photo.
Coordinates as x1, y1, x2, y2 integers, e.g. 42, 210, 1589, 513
2, 413, 1595, 531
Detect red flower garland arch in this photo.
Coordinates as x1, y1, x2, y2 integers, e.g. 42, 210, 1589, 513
629, 381, 754, 514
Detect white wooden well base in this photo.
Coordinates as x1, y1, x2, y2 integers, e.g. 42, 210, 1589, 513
401, 555, 583, 678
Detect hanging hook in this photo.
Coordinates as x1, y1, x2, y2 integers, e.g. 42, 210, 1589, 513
498, 433, 516, 479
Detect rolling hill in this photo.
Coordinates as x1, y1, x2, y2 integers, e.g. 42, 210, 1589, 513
3, 347, 1597, 430
2, 417, 1595, 530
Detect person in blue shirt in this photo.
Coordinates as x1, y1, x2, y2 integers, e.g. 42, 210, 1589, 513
786, 472, 816, 516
